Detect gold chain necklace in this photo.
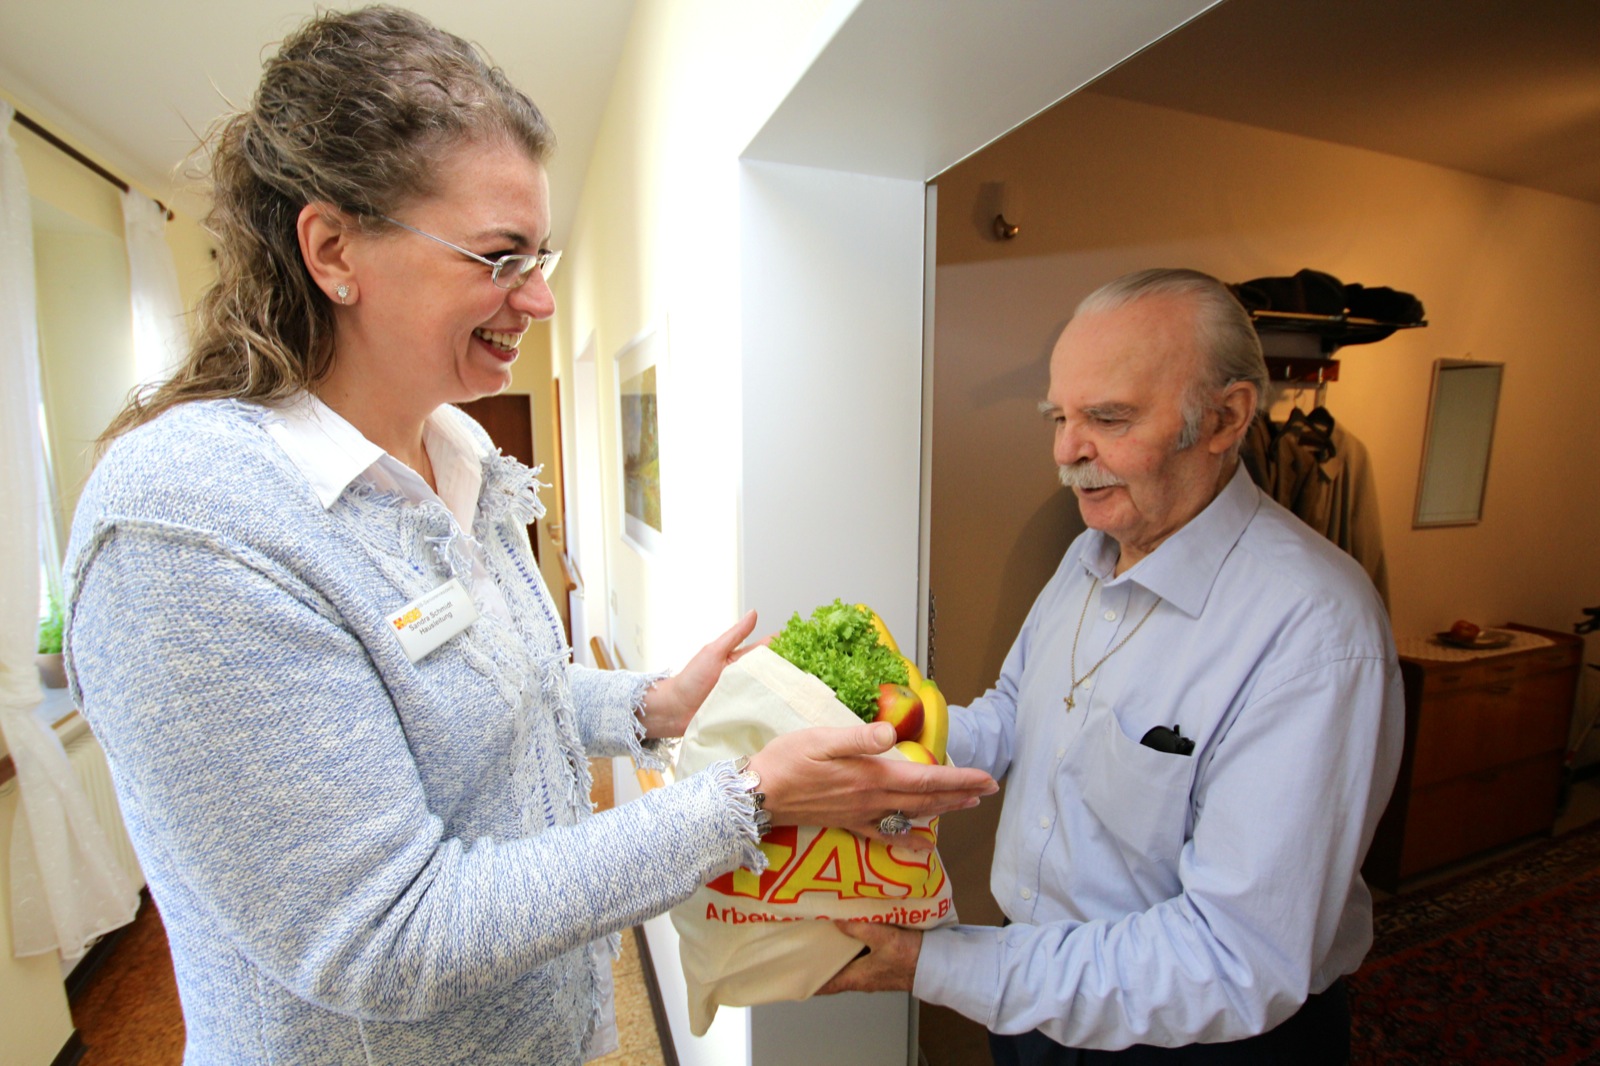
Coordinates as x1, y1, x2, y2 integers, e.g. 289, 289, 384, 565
1065, 578, 1160, 711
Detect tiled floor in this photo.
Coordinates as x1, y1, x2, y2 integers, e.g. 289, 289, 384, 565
590, 757, 669, 1066
593, 929, 670, 1066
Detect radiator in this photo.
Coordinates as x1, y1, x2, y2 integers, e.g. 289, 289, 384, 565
62, 728, 146, 892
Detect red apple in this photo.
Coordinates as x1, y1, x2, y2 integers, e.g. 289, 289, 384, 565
1449, 619, 1480, 642
894, 740, 937, 765
875, 683, 924, 743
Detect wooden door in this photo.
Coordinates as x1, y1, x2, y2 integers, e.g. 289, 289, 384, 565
457, 394, 571, 644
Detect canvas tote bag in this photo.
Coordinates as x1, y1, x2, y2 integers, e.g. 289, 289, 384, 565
669, 646, 957, 1035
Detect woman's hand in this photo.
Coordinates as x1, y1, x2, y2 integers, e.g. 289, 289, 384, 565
749, 722, 997, 850
638, 610, 761, 739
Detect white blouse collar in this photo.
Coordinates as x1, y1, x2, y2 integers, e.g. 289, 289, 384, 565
261, 393, 488, 530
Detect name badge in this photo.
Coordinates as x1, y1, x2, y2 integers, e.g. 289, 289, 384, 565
387, 578, 480, 663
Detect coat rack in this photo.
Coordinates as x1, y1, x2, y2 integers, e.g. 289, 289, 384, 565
1265, 355, 1340, 385
1251, 308, 1426, 385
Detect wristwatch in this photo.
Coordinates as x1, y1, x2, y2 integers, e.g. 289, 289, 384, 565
731, 756, 772, 837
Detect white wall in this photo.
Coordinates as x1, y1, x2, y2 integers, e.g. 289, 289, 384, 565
551, 0, 853, 682
737, 158, 928, 1065
565, 334, 608, 663
738, 161, 929, 644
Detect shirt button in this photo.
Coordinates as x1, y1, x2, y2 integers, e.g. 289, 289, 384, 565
1104, 609, 1117, 621
1020, 887, 1033, 901
1038, 816, 1050, 829
1056, 747, 1066, 759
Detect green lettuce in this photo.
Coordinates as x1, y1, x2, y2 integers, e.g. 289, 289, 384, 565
768, 599, 909, 722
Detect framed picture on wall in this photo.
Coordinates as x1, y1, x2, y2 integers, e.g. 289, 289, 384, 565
615, 323, 665, 556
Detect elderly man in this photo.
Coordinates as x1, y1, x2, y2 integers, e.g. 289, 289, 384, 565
823, 268, 1402, 1063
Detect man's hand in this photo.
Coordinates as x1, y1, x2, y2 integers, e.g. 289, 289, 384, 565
816, 920, 923, 994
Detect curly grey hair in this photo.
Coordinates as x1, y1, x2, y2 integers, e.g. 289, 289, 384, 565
103, 5, 553, 445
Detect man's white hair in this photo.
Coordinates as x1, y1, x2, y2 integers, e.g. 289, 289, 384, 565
1074, 268, 1267, 451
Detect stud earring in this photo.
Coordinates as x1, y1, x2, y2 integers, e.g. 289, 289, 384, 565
336, 284, 350, 304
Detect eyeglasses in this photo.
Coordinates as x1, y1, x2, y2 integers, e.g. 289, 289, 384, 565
379, 215, 561, 289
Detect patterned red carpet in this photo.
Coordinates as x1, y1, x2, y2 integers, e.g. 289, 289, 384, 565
1350, 819, 1600, 1065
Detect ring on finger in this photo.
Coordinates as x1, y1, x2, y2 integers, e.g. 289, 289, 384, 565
878, 810, 912, 836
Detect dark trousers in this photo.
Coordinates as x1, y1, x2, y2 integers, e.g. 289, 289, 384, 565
987, 979, 1349, 1066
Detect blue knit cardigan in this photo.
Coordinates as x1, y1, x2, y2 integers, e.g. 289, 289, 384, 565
64, 400, 762, 1065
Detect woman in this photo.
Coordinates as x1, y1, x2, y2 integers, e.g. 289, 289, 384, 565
63, 8, 994, 1064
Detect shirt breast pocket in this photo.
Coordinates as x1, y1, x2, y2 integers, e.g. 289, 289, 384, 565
1070, 708, 1196, 860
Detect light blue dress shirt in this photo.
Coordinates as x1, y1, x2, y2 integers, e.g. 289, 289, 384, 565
914, 464, 1403, 1050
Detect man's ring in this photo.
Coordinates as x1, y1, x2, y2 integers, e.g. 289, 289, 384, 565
878, 811, 912, 836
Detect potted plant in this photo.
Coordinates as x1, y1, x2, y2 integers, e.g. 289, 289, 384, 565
36, 591, 66, 689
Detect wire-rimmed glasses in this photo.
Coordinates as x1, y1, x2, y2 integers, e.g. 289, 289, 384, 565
379, 215, 561, 289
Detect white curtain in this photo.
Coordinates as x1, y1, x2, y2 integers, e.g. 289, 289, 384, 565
1, 103, 139, 962
121, 187, 185, 385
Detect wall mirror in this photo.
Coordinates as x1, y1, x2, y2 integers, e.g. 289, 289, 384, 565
1413, 358, 1504, 527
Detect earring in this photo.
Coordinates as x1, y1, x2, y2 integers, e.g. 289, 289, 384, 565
336, 284, 350, 304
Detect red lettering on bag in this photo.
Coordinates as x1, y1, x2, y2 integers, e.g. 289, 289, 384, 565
705, 825, 799, 899
769, 827, 869, 903
704, 821, 947, 906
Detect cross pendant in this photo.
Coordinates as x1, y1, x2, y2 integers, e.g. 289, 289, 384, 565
1064, 693, 1075, 711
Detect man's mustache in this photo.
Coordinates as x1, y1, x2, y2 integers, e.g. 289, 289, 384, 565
1058, 462, 1126, 490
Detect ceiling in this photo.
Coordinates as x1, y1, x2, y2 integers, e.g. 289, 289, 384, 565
4, 0, 1596, 247
1089, 0, 1600, 206
0, 0, 637, 244
744, 0, 1217, 182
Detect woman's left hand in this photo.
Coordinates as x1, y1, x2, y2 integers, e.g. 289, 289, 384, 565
639, 610, 761, 738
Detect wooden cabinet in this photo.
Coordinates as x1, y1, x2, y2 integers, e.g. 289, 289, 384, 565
1363, 624, 1581, 891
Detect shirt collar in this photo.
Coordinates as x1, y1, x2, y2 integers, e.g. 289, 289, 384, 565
262, 393, 383, 509
1081, 463, 1261, 618
262, 393, 489, 528
425, 407, 491, 528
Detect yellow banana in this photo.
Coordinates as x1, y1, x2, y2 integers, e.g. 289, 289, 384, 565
902, 654, 923, 688
856, 603, 900, 654
914, 679, 949, 765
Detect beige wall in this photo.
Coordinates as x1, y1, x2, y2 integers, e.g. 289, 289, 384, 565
4, 90, 213, 1066
506, 322, 567, 618
33, 222, 134, 537
552, 0, 842, 671
554, 7, 951, 1061
931, 91, 1600, 760
7, 94, 215, 538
